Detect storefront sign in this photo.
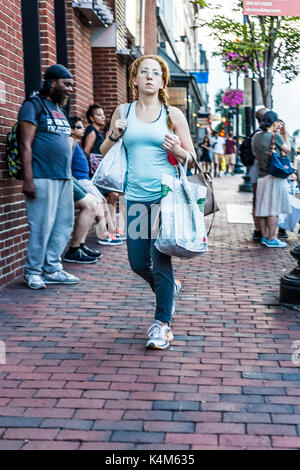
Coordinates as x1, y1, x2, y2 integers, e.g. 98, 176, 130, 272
190, 72, 209, 84
243, 0, 300, 17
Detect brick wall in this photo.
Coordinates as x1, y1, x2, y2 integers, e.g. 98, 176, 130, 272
39, 0, 57, 73
66, 3, 94, 119
92, 48, 128, 120
144, 0, 158, 55
0, 0, 158, 286
0, 0, 27, 285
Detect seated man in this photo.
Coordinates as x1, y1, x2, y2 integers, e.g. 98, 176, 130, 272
63, 178, 103, 264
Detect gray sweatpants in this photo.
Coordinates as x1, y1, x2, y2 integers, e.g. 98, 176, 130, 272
24, 178, 74, 275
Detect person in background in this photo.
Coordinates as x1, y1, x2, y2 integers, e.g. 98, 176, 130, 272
225, 131, 236, 175
254, 110, 291, 248
199, 135, 212, 174
211, 131, 225, 177
82, 104, 105, 176
70, 116, 123, 246
276, 119, 298, 240
82, 104, 120, 236
250, 107, 269, 242
64, 179, 103, 264
18, 64, 79, 289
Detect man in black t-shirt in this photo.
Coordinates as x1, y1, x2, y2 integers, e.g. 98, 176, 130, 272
19, 64, 79, 289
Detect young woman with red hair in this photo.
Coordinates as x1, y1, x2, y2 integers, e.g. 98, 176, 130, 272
100, 55, 195, 350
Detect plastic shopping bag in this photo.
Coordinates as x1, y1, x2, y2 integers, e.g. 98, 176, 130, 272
278, 194, 300, 232
155, 158, 208, 259
92, 103, 130, 193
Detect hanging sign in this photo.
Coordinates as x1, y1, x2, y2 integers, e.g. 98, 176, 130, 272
190, 72, 209, 84
243, 0, 300, 17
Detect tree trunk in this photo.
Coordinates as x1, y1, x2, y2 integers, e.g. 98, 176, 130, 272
257, 22, 275, 110
258, 76, 273, 109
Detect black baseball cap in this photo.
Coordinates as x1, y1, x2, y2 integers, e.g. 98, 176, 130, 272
44, 64, 73, 80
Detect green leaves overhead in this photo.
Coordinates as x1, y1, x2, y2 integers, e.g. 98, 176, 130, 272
200, 1, 300, 107
203, 3, 300, 82
190, 0, 208, 7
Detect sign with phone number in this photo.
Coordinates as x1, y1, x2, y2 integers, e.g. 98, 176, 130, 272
243, 0, 300, 17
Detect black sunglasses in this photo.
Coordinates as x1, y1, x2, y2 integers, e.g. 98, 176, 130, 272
74, 125, 83, 129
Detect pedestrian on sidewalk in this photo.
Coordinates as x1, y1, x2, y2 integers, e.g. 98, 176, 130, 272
225, 131, 236, 175
100, 54, 195, 350
276, 119, 298, 240
254, 110, 292, 248
211, 131, 226, 177
18, 64, 79, 289
250, 107, 269, 242
199, 135, 212, 174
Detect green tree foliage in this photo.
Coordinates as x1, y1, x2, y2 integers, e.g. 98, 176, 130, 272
193, 0, 300, 109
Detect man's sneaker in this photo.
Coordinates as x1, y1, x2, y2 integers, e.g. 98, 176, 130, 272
24, 274, 46, 290
80, 244, 103, 259
43, 270, 80, 284
260, 237, 268, 246
264, 238, 287, 248
146, 321, 174, 350
174, 279, 182, 298
253, 230, 262, 241
115, 228, 127, 240
63, 248, 97, 264
98, 234, 123, 246
278, 228, 288, 239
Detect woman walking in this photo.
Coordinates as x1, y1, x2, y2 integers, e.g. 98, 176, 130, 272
254, 111, 291, 248
100, 55, 196, 350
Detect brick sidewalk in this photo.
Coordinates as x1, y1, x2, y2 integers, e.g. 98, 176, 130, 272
0, 175, 300, 450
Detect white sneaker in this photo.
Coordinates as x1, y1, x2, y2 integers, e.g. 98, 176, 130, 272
43, 270, 79, 284
146, 321, 174, 350
174, 279, 182, 298
171, 279, 182, 317
24, 274, 46, 290
171, 299, 176, 317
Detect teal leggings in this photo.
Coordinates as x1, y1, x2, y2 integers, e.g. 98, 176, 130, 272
126, 199, 174, 324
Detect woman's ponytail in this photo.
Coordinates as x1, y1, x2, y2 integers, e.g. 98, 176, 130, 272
159, 88, 174, 131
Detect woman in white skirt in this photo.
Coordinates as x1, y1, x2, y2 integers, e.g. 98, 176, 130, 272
254, 111, 291, 248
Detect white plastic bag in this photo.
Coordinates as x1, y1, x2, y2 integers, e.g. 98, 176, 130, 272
155, 158, 208, 259
278, 194, 300, 232
92, 103, 130, 193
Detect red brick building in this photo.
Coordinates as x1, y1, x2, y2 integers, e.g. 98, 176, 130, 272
0, 0, 158, 286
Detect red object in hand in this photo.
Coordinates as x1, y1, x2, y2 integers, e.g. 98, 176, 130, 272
168, 153, 178, 165
167, 136, 181, 165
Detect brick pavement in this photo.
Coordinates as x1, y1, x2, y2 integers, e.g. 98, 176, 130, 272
0, 175, 300, 450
